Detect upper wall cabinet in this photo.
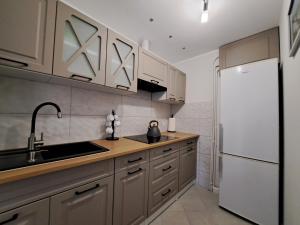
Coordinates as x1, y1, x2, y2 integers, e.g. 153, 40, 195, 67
106, 30, 138, 92
53, 2, 107, 84
138, 48, 168, 88
219, 27, 280, 70
152, 67, 186, 104
0, 0, 56, 74
176, 70, 186, 102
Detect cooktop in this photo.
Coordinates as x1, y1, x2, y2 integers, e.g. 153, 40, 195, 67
125, 134, 178, 144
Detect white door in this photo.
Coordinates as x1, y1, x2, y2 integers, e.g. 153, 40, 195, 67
219, 154, 279, 225
220, 58, 279, 163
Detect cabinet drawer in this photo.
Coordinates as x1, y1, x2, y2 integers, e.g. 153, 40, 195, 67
0, 198, 49, 225
181, 139, 197, 148
150, 144, 179, 161
149, 151, 179, 183
180, 145, 197, 155
115, 151, 149, 172
148, 177, 178, 215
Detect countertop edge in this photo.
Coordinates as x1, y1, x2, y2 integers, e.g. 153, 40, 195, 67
0, 132, 199, 185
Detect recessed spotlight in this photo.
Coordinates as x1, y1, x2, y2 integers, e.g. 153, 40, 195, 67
149, 18, 154, 22
169, 35, 173, 39
182, 47, 186, 50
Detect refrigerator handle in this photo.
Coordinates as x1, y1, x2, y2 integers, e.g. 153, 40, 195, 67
219, 123, 223, 153
219, 154, 223, 179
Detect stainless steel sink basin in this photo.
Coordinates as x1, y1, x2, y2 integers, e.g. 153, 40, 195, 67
0, 141, 109, 171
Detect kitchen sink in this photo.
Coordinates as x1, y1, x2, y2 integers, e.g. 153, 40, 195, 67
0, 141, 109, 171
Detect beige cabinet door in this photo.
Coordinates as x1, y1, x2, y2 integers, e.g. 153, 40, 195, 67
50, 177, 113, 225
0, 199, 49, 225
138, 48, 168, 87
167, 65, 176, 101
0, 0, 56, 74
175, 70, 186, 103
53, 2, 107, 84
113, 164, 148, 225
106, 30, 138, 92
179, 149, 197, 190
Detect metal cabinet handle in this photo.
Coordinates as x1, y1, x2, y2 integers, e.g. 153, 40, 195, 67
178, 100, 185, 102
0, 214, 18, 225
128, 157, 143, 163
219, 123, 223, 153
128, 168, 142, 175
0, 57, 28, 68
71, 74, 92, 82
162, 165, 172, 172
187, 141, 194, 145
161, 188, 171, 197
150, 80, 159, 84
163, 148, 172, 153
116, 85, 129, 90
75, 184, 100, 195
187, 148, 193, 152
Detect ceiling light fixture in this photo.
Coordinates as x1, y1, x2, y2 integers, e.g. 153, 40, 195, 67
201, 0, 208, 23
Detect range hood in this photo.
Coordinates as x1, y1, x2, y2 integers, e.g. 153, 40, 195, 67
137, 79, 167, 92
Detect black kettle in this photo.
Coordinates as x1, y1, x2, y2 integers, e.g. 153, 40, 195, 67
147, 120, 161, 139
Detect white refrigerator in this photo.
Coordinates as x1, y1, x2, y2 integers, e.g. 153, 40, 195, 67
219, 58, 279, 225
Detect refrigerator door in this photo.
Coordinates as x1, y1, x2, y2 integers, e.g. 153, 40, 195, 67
220, 58, 279, 163
219, 154, 279, 225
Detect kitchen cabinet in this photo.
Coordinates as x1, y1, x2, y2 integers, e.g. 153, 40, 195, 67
106, 30, 138, 92
53, 2, 107, 84
138, 48, 168, 88
50, 176, 113, 225
175, 70, 186, 103
0, 0, 56, 74
179, 141, 197, 190
167, 65, 177, 101
113, 163, 149, 225
219, 27, 279, 70
148, 152, 179, 215
0, 199, 49, 225
152, 68, 186, 104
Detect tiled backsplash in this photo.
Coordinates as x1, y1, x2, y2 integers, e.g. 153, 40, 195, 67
0, 76, 171, 150
172, 102, 213, 189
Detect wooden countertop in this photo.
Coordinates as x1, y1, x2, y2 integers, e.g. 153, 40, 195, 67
0, 132, 198, 185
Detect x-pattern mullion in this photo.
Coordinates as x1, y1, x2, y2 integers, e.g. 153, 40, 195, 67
113, 42, 134, 85
65, 19, 98, 76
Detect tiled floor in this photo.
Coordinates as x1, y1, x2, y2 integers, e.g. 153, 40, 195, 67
150, 185, 252, 225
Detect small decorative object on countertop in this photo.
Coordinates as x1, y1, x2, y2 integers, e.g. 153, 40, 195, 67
106, 110, 120, 140
168, 114, 176, 133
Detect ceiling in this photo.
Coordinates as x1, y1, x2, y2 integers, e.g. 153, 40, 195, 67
64, 0, 283, 63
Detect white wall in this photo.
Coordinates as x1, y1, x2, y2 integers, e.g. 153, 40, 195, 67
279, 0, 300, 224
175, 50, 219, 103
171, 50, 218, 189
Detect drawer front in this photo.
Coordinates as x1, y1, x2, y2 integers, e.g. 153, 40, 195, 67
150, 144, 179, 161
181, 138, 197, 149
180, 144, 197, 155
115, 151, 149, 172
149, 152, 179, 183
148, 177, 178, 215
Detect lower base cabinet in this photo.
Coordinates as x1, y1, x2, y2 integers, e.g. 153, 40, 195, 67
113, 163, 149, 225
50, 176, 113, 225
179, 148, 197, 190
0, 198, 49, 225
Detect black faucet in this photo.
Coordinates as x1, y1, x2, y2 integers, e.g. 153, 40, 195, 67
28, 102, 62, 162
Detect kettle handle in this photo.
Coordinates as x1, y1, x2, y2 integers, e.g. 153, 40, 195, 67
149, 120, 159, 127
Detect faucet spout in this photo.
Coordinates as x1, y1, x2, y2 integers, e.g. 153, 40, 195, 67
30, 102, 62, 134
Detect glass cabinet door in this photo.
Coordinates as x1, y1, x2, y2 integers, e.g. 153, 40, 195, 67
53, 2, 107, 85
106, 30, 138, 92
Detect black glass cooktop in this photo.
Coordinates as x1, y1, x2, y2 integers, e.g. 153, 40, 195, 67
125, 134, 177, 144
